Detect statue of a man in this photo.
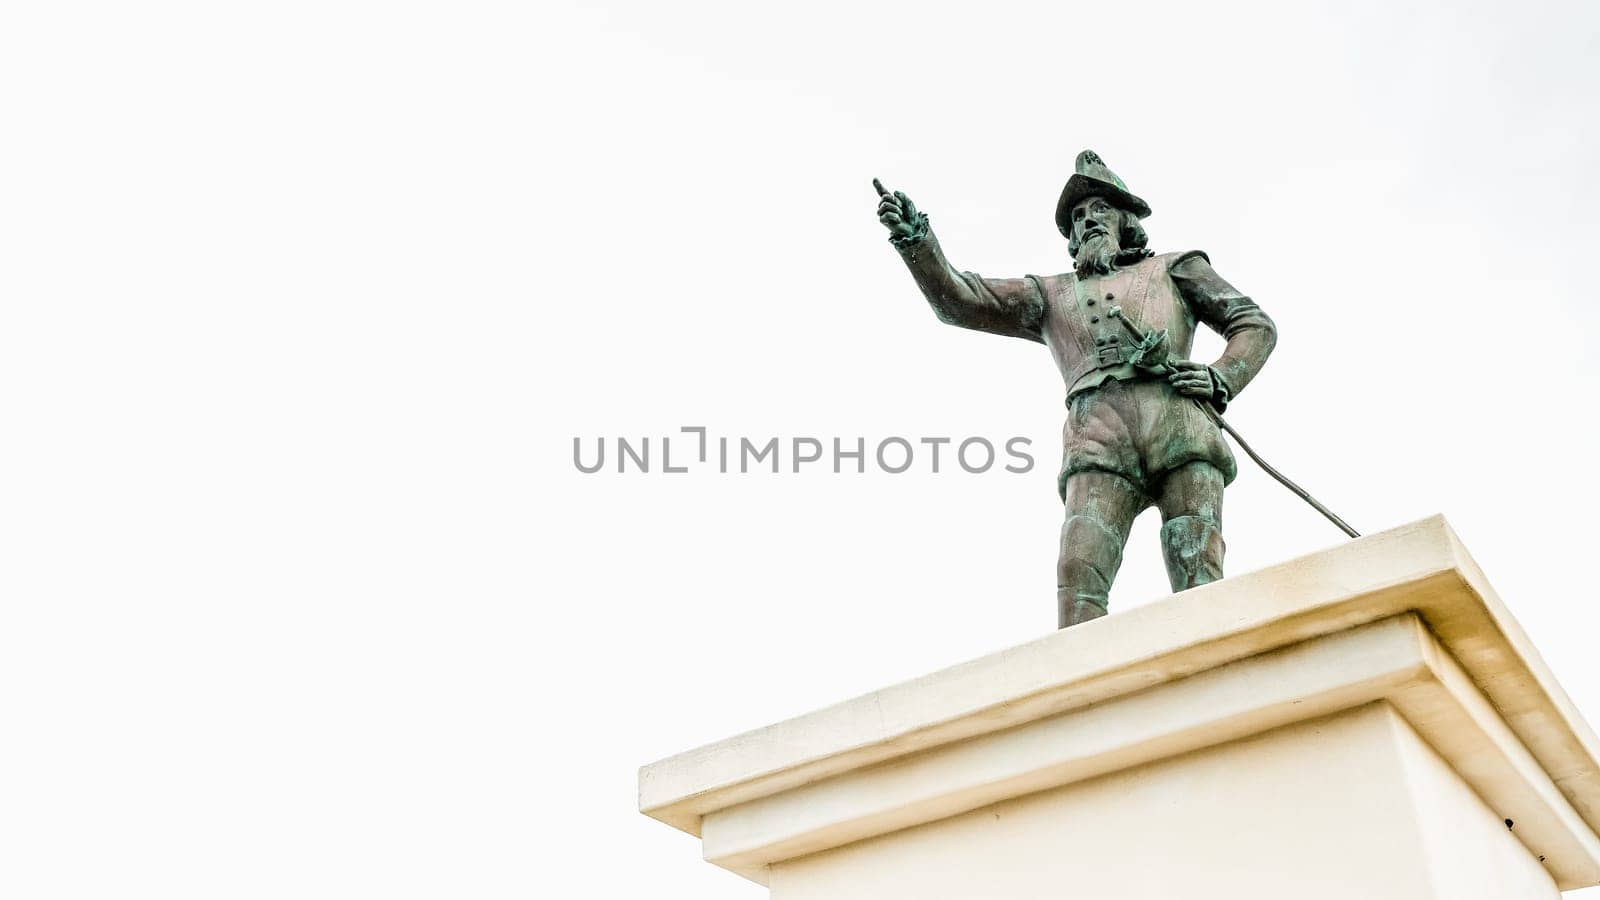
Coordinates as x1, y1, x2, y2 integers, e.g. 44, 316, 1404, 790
876, 151, 1277, 628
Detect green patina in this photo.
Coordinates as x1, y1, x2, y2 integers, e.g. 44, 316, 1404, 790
874, 152, 1354, 629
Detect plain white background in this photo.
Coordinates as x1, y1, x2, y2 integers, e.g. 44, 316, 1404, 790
3, 0, 1599, 896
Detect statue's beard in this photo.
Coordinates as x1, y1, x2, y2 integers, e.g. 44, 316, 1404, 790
1074, 230, 1120, 276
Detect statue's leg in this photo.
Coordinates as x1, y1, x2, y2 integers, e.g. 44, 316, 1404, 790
1057, 470, 1145, 628
1155, 461, 1226, 591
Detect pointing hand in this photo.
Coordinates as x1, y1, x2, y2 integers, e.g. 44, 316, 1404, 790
873, 178, 928, 243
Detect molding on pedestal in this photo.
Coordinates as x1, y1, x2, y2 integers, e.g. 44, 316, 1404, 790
638, 516, 1600, 890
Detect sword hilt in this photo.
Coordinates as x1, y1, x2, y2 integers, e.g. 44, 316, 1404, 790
1106, 305, 1148, 344
1106, 305, 1171, 374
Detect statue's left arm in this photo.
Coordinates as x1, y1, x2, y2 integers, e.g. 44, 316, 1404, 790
1170, 251, 1277, 411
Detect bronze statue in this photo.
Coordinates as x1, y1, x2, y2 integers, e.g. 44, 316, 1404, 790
876, 151, 1286, 628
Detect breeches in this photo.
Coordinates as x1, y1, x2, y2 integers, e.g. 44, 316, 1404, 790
1058, 377, 1236, 500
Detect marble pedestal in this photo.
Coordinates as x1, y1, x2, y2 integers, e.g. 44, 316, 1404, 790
639, 517, 1600, 898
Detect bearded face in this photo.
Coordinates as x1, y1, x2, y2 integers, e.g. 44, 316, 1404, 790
1073, 226, 1120, 276
1068, 195, 1145, 276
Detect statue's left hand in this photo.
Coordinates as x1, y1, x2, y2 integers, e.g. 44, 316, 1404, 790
1167, 360, 1218, 398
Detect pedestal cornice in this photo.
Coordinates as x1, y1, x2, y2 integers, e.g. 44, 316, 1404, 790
638, 516, 1600, 890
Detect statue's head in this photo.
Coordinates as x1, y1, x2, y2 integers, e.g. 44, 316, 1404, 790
1066, 195, 1149, 276
1055, 150, 1152, 276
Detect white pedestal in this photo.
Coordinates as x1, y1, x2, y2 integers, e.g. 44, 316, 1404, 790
639, 517, 1600, 898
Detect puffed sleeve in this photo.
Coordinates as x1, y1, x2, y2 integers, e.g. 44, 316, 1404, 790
892, 227, 1045, 344
1170, 250, 1276, 406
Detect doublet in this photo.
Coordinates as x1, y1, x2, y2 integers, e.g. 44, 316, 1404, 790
894, 229, 1277, 496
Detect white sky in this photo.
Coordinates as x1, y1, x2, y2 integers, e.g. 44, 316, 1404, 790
4, 0, 1600, 896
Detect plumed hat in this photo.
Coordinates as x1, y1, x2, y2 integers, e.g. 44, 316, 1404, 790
1055, 150, 1152, 235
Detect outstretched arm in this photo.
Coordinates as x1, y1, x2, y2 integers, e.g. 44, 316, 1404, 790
1170, 251, 1277, 410
874, 180, 1045, 344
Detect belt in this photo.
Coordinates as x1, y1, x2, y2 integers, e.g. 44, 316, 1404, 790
1092, 335, 1127, 368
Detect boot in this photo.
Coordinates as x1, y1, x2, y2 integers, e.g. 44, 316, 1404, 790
1057, 515, 1125, 628
1160, 516, 1225, 592
1059, 596, 1108, 627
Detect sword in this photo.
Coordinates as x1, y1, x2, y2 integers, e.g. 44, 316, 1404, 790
1107, 306, 1361, 539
